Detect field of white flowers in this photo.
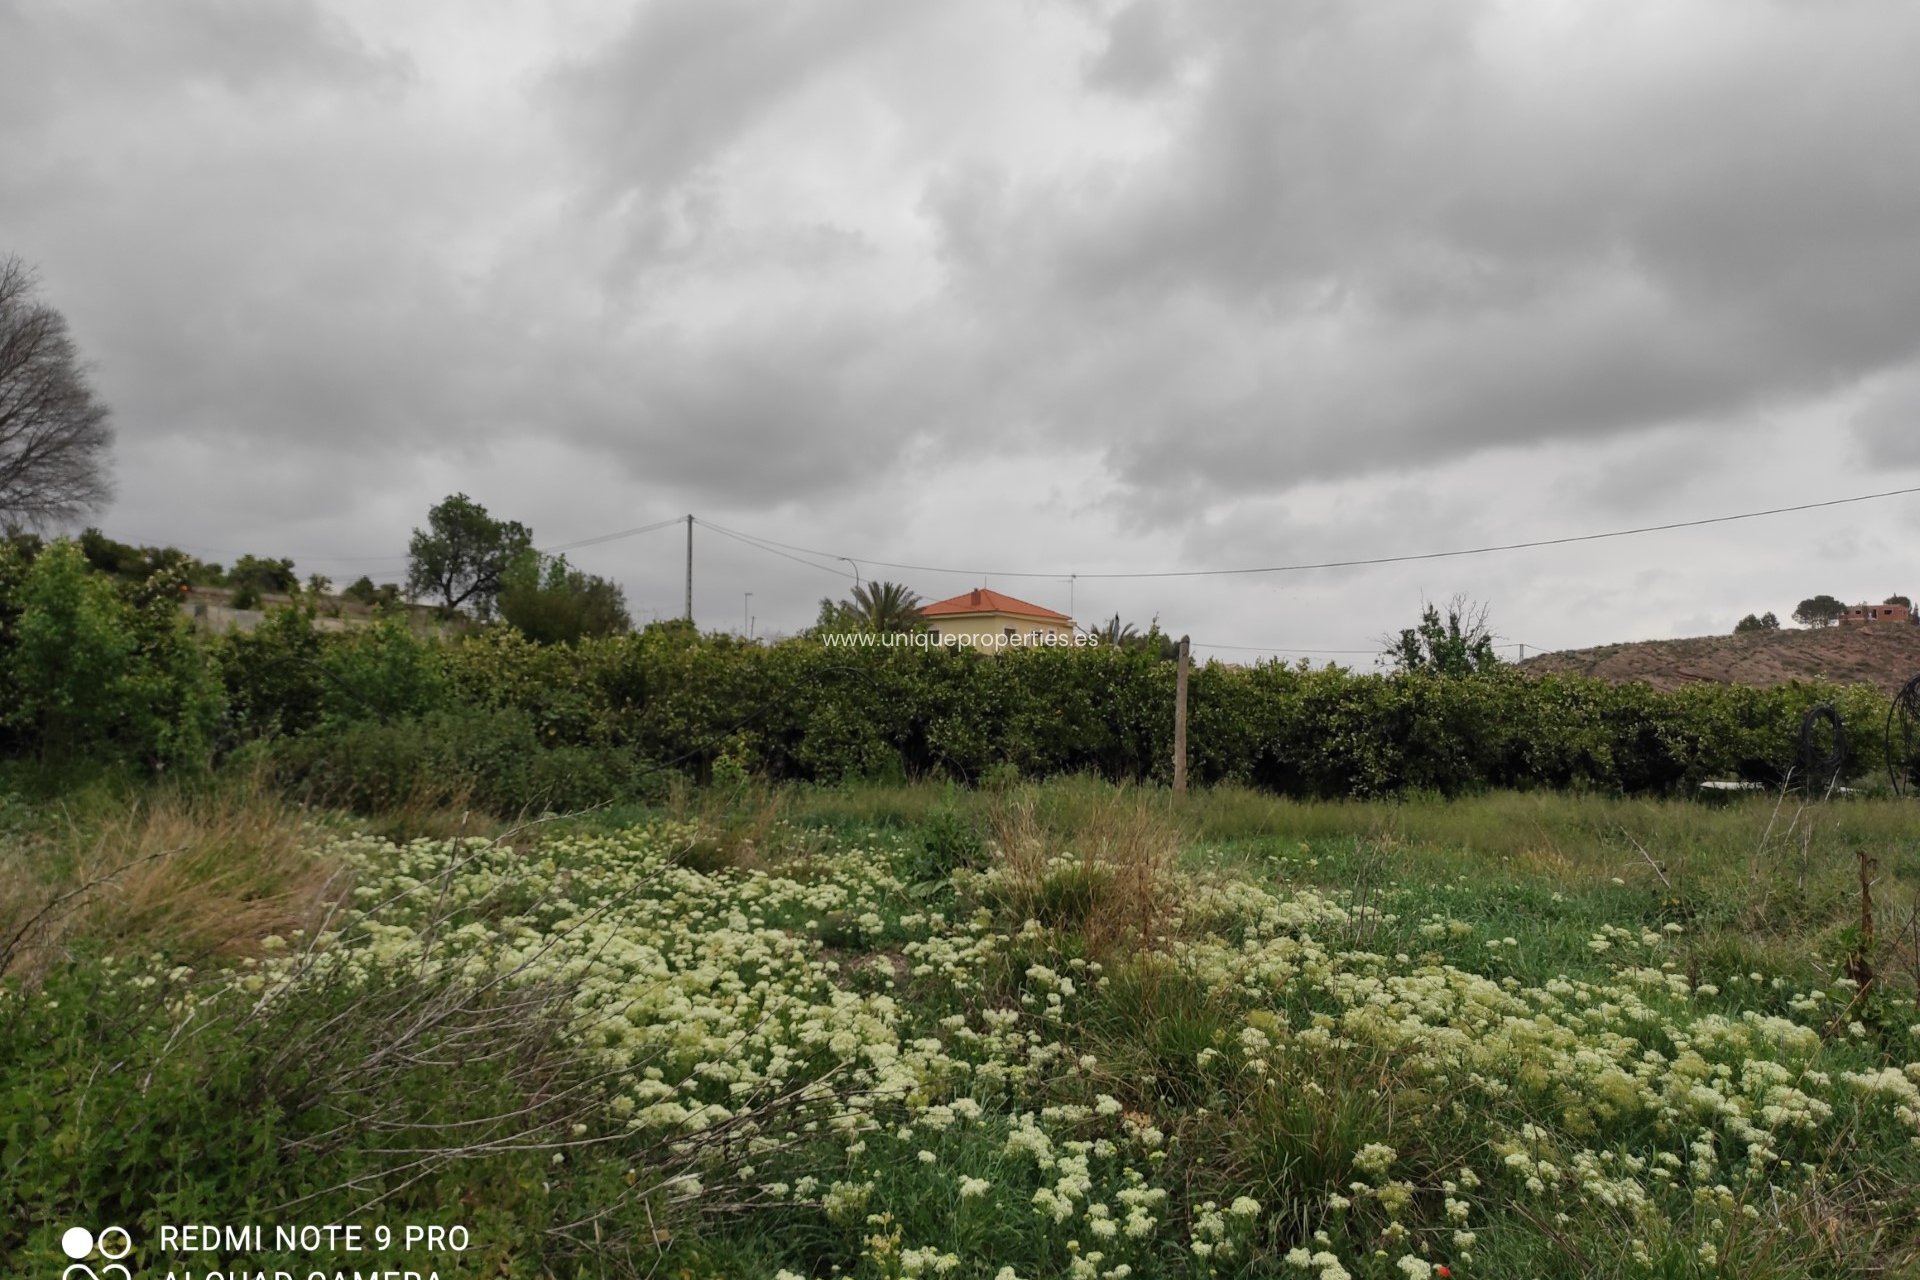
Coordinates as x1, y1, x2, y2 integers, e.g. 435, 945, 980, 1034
254, 799, 1920, 1280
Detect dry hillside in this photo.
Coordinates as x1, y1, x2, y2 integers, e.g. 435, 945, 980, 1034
1519, 624, 1920, 695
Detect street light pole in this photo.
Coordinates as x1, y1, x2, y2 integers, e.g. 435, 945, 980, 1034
744, 592, 753, 636
838, 557, 862, 588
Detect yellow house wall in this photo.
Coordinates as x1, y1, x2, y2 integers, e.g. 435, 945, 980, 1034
924, 610, 1077, 651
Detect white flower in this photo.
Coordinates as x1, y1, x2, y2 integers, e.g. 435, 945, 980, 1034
1353, 1143, 1397, 1178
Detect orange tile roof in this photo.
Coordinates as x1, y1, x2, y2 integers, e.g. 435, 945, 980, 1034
920, 587, 1073, 623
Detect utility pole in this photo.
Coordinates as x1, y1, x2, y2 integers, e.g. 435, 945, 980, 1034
1173, 635, 1190, 800
684, 514, 693, 623
744, 591, 752, 636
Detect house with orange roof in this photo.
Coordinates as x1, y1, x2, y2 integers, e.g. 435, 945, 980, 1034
919, 587, 1077, 651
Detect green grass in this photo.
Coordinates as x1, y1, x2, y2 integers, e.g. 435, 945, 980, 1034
6, 776, 1920, 1278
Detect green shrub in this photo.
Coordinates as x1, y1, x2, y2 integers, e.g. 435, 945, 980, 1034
316, 612, 449, 725
907, 805, 985, 884
214, 603, 326, 740
0, 541, 222, 770
265, 707, 645, 815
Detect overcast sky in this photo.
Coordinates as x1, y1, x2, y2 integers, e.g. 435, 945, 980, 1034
5, 0, 1919, 662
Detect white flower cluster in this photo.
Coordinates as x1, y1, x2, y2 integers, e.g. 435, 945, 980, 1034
218, 818, 1920, 1277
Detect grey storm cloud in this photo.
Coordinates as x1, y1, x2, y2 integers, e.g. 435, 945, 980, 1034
929, 0, 1920, 498
1852, 366, 1920, 469
5, 0, 1920, 555
546, 0, 918, 210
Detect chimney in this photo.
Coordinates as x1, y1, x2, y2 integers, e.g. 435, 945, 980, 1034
970, 588, 981, 606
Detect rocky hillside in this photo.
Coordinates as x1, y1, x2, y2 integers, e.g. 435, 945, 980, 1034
1520, 623, 1920, 695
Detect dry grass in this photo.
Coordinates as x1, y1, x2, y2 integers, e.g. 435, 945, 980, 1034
985, 787, 1184, 957
0, 777, 342, 984
663, 775, 791, 872
343, 776, 497, 846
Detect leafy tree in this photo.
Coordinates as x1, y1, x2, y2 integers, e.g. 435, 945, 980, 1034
1733, 611, 1779, 633
1791, 595, 1846, 628
818, 580, 923, 633
497, 551, 631, 645
230, 554, 297, 595
342, 575, 402, 609
0, 540, 125, 760
0, 256, 114, 527
1885, 594, 1911, 610
79, 527, 145, 577
0, 539, 220, 767
213, 599, 326, 738
226, 554, 297, 609
75, 528, 220, 584
1094, 614, 1180, 659
813, 597, 857, 631
1385, 596, 1501, 676
407, 493, 532, 619
316, 611, 448, 724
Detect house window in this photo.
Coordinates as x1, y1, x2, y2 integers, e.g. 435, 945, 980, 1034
1004, 627, 1016, 639
929, 629, 940, 642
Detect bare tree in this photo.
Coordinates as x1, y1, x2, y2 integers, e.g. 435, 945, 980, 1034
0, 256, 114, 528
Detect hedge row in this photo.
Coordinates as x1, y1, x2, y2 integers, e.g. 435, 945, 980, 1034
1, 541, 1896, 804
235, 618, 1894, 802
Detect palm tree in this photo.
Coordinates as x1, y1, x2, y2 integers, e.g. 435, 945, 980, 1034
846, 580, 923, 632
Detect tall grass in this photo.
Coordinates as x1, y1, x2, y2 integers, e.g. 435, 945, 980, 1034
0, 776, 339, 983
981, 788, 1183, 958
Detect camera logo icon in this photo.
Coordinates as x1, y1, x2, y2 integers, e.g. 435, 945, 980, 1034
60, 1226, 132, 1279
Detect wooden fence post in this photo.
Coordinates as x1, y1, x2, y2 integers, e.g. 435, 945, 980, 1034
1174, 635, 1190, 799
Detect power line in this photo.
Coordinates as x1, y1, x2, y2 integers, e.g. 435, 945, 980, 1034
699, 484, 1920, 581
118, 480, 1920, 586
110, 516, 682, 569
541, 517, 683, 554
709, 521, 1548, 659
1190, 642, 1381, 654
697, 519, 858, 579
